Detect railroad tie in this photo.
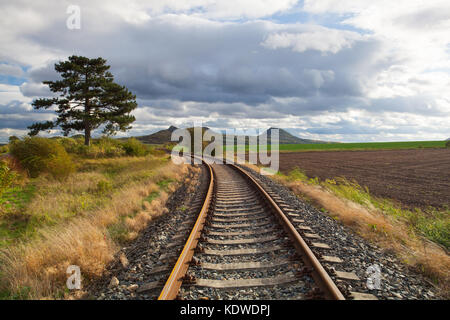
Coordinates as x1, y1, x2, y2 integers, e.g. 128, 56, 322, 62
350, 292, 378, 300
334, 271, 360, 281
303, 233, 321, 239
208, 220, 273, 229
137, 281, 161, 293
206, 235, 280, 245
321, 256, 343, 263
297, 225, 313, 231
207, 227, 278, 236
311, 242, 331, 249
202, 245, 286, 256
193, 274, 299, 289
200, 259, 290, 271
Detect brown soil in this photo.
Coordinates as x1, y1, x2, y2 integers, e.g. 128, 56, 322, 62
278, 148, 450, 209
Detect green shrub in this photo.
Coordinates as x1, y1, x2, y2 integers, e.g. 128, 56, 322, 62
148, 147, 167, 157
58, 137, 84, 154
95, 137, 125, 157
121, 138, 149, 156
446, 140, 450, 148
9, 137, 75, 179
77, 137, 125, 158
95, 180, 113, 195
0, 160, 16, 196
0, 145, 8, 154
8, 136, 19, 143
59, 136, 126, 158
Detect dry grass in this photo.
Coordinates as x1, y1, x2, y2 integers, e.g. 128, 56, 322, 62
0, 156, 191, 299
245, 163, 449, 297
0, 219, 116, 299
125, 191, 169, 235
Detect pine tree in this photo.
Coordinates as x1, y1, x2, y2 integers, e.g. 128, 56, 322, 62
28, 56, 137, 146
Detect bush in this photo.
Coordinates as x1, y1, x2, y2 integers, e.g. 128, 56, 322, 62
95, 137, 125, 157
58, 137, 84, 154
95, 180, 113, 195
149, 147, 167, 157
76, 137, 125, 158
446, 140, 450, 148
58, 136, 126, 158
0, 144, 8, 154
0, 160, 16, 196
121, 138, 149, 156
9, 137, 75, 179
8, 136, 19, 143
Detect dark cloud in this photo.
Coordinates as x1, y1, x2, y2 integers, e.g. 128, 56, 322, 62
0, 100, 54, 129
22, 18, 382, 110
1, 2, 448, 142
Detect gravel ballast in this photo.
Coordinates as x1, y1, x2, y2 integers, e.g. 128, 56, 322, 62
237, 164, 441, 300
85, 163, 442, 300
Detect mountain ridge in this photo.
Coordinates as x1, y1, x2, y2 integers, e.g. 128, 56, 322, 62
133, 126, 330, 145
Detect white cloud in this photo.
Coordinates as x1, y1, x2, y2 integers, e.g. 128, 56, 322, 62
101, 0, 298, 21
303, 0, 450, 102
0, 84, 31, 105
261, 27, 362, 54
0, 1, 449, 142
0, 64, 24, 77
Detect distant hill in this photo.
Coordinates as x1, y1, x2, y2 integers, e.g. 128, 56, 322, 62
134, 126, 178, 144
133, 126, 328, 145
265, 127, 327, 144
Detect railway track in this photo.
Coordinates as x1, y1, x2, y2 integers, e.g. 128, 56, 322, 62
135, 158, 377, 300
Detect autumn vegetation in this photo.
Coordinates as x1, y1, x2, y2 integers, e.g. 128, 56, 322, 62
245, 164, 449, 297
0, 136, 189, 299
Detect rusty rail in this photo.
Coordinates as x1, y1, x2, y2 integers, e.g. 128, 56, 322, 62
157, 159, 214, 300
158, 157, 344, 300
229, 164, 345, 300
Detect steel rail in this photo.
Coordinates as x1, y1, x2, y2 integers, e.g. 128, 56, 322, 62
229, 164, 345, 300
158, 155, 344, 300
157, 159, 214, 300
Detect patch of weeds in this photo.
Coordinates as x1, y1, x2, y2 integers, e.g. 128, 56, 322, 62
95, 180, 113, 195
283, 166, 450, 250
0, 286, 31, 300
107, 220, 129, 244
285, 168, 309, 182
157, 179, 173, 190
0, 184, 37, 246
143, 191, 159, 203
0, 184, 36, 213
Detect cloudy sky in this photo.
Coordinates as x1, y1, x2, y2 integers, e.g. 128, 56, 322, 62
1, 0, 449, 143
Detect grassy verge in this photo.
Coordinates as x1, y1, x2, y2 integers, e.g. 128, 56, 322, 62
246, 164, 449, 296
0, 155, 191, 299
223, 140, 446, 153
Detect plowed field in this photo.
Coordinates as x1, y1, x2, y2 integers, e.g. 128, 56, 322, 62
279, 148, 450, 209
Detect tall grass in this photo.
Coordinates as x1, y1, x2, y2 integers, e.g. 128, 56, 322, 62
0, 155, 192, 299
272, 166, 449, 294
284, 168, 449, 249
0, 161, 16, 197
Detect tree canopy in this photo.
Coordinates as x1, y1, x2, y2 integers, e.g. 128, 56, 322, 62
28, 55, 137, 145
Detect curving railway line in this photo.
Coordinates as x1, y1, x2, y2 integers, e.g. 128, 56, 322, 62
135, 158, 377, 300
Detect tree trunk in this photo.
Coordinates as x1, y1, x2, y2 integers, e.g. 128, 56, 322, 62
84, 126, 91, 146
84, 94, 91, 146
